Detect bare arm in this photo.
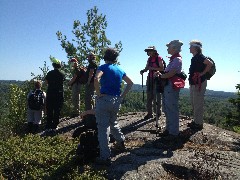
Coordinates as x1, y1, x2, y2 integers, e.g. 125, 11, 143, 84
200, 58, 213, 77
160, 69, 177, 79
140, 63, 149, 75
121, 75, 133, 99
94, 70, 103, 96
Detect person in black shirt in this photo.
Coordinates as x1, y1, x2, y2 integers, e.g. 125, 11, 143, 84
43, 57, 65, 134
188, 40, 213, 130
85, 52, 98, 110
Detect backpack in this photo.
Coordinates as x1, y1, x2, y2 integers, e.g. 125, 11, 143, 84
205, 57, 216, 80
151, 56, 167, 93
28, 90, 44, 110
156, 57, 166, 72
76, 67, 88, 84
76, 130, 99, 163
82, 114, 97, 130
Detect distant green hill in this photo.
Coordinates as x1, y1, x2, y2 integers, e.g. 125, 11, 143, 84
0, 80, 237, 99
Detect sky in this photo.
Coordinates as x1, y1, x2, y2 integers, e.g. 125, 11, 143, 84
0, 0, 239, 92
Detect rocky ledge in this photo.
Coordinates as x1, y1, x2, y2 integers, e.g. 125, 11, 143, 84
57, 112, 240, 180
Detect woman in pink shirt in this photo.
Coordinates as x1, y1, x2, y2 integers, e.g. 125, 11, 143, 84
140, 46, 164, 120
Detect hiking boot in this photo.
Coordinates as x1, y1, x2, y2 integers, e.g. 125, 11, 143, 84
188, 122, 203, 130
114, 141, 126, 152
32, 124, 39, 134
163, 134, 179, 141
95, 157, 111, 166
144, 113, 153, 120
40, 129, 51, 136
160, 130, 169, 137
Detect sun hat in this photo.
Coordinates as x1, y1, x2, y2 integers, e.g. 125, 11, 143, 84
166, 40, 183, 47
144, 46, 157, 52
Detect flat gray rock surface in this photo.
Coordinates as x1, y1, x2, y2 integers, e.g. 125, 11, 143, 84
57, 112, 240, 180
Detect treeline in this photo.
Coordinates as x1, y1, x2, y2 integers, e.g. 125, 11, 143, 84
121, 90, 236, 129
0, 80, 239, 139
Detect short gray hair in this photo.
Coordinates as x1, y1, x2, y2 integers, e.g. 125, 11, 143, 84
189, 40, 202, 53
166, 40, 183, 53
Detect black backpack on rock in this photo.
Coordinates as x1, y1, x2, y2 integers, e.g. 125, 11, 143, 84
76, 130, 99, 163
75, 114, 99, 163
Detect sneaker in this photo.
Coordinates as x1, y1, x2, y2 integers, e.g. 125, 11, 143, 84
95, 157, 111, 166
144, 113, 153, 120
114, 141, 126, 152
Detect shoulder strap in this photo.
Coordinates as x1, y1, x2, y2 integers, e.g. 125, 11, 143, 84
155, 56, 160, 67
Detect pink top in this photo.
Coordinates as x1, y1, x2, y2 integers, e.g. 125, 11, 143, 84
147, 56, 163, 78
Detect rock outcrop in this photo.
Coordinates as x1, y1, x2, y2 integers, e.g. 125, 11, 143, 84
57, 112, 240, 180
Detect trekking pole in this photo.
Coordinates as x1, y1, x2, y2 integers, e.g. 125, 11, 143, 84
142, 73, 144, 102
154, 77, 161, 136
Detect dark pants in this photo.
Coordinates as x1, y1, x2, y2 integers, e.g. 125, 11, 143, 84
46, 92, 63, 129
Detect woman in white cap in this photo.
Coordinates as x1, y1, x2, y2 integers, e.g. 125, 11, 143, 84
188, 40, 213, 130
155, 40, 183, 137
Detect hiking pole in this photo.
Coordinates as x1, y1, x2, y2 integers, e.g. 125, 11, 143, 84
154, 77, 161, 136
142, 73, 144, 102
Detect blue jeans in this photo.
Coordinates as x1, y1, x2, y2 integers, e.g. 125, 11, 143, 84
95, 95, 125, 160
162, 81, 180, 135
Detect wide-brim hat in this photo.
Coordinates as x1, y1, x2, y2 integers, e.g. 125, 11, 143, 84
166, 40, 183, 47
144, 46, 157, 52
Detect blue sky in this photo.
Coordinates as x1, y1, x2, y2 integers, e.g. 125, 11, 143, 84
0, 0, 239, 92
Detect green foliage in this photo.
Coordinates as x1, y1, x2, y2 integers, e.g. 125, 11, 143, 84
0, 135, 106, 179
120, 91, 145, 114
31, 61, 49, 83
6, 84, 28, 135
56, 6, 122, 65
121, 91, 237, 133
224, 84, 240, 132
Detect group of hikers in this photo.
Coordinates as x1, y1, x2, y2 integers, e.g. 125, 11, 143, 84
26, 39, 213, 166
